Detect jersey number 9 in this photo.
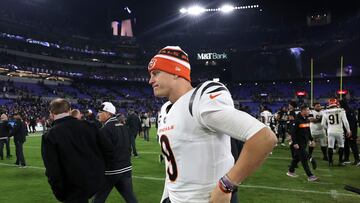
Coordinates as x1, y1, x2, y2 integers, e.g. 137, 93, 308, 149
160, 135, 178, 181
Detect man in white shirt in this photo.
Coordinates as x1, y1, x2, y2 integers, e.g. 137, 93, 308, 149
260, 106, 273, 127
148, 46, 277, 203
321, 98, 351, 166
309, 102, 328, 161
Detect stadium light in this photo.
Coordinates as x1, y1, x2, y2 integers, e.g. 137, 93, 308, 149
179, 4, 260, 15
179, 8, 187, 14
188, 5, 205, 16
220, 4, 234, 13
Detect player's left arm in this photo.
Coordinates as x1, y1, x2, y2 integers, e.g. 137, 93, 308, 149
196, 85, 277, 202
209, 123, 276, 203
224, 126, 276, 182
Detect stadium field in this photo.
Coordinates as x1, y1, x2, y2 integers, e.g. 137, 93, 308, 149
0, 128, 359, 203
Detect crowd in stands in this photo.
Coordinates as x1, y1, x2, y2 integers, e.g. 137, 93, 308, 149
0, 72, 358, 127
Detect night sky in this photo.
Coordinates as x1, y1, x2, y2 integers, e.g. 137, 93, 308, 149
2, 0, 358, 38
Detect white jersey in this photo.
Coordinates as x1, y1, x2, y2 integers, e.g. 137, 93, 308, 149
157, 81, 266, 203
309, 110, 325, 135
260, 110, 273, 127
321, 107, 350, 134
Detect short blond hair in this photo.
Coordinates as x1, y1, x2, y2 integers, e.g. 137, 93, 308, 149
49, 98, 71, 115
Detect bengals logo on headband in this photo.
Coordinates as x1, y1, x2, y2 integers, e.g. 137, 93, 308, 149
148, 58, 157, 70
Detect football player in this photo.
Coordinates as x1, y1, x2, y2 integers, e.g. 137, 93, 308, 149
309, 102, 328, 161
148, 46, 277, 203
260, 106, 273, 128
321, 98, 351, 166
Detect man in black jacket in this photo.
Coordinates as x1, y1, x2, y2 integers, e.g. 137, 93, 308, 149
41, 98, 106, 203
126, 109, 141, 157
0, 114, 12, 160
12, 113, 27, 167
93, 102, 138, 203
340, 100, 359, 166
287, 105, 318, 182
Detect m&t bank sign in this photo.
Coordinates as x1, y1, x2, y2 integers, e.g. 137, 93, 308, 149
197, 52, 228, 60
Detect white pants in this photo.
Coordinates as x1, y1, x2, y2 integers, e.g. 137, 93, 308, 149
327, 132, 344, 148
312, 133, 327, 147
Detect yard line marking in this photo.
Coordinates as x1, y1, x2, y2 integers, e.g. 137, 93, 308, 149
317, 168, 331, 171
240, 185, 358, 198
0, 163, 359, 198
27, 134, 43, 138
321, 174, 333, 177
0, 163, 45, 170
302, 181, 334, 185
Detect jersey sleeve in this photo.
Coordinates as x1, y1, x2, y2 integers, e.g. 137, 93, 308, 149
194, 82, 266, 141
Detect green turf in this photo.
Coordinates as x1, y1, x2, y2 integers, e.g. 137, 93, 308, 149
0, 128, 359, 203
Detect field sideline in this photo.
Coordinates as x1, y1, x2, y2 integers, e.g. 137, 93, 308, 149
0, 128, 359, 203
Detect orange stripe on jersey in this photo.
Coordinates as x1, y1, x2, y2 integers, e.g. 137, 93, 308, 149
299, 123, 310, 128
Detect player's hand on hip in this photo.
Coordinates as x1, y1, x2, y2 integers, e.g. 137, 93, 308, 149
293, 144, 299, 149
209, 185, 231, 203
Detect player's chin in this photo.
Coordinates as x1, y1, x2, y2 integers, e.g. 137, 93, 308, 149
154, 89, 168, 98
153, 89, 163, 97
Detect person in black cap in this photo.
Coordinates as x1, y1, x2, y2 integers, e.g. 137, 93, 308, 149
93, 102, 138, 203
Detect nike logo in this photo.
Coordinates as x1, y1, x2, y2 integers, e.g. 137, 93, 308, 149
209, 93, 222, 99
